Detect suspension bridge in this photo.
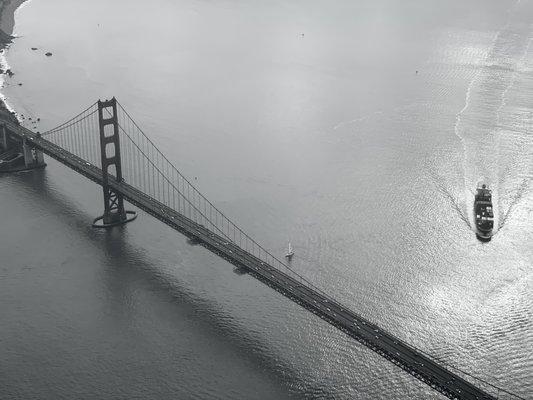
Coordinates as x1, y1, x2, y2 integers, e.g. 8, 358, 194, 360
0, 99, 526, 400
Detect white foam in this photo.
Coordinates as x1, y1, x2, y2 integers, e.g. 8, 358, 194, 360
0, 0, 35, 122
0, 48, 18, 116
332, 111, 383, 131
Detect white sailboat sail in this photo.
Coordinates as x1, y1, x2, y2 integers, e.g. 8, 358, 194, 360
285, 242, 294, 258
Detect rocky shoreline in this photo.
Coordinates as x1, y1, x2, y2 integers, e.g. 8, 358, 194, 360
0, 0, 26, 124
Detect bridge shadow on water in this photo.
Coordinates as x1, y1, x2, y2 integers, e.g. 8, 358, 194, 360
11, 168, 337, 400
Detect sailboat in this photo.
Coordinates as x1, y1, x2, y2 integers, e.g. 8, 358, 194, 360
285, 242, 294, 259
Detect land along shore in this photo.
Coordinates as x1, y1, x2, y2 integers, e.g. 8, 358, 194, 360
0, 0, 26, 122
0, 0, 26, 38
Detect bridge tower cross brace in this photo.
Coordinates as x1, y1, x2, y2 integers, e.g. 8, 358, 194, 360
92, 98, 136, 228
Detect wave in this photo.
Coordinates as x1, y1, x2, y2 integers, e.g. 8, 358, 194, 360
452, 0, 533, 234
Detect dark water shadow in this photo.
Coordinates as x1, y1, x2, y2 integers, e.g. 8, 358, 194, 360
10, 168, 337, 400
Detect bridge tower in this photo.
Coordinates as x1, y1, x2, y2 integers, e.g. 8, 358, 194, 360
92, 98, 137, 228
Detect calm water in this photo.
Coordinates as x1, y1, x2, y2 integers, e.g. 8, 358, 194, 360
1, 0, 532, 399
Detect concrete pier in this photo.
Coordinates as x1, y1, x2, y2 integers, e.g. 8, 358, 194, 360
23, 138, 45, 168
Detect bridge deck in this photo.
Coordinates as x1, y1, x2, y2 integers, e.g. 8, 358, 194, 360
8, 122, 498, 400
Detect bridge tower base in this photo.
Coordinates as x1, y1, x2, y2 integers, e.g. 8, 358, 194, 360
92, 98, 137, 228
22, 138, 46, 169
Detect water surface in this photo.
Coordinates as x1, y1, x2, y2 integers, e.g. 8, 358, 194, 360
1, 0, 532, 398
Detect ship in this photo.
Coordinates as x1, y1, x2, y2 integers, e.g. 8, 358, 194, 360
474, 183, 493, 241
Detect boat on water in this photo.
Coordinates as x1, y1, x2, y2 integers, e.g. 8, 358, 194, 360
474, 183, 494, 241
285, 242, 294, 259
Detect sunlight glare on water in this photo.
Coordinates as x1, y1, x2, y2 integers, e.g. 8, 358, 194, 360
0, 0, 531, 399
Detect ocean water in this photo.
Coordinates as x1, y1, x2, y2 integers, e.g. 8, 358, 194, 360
1, 0, 532, 399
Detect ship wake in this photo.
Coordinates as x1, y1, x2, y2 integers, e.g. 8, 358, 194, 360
453, 1, 533, 236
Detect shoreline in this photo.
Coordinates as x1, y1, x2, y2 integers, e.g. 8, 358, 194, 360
0, 0, 26, 122
0, 0, 27, 36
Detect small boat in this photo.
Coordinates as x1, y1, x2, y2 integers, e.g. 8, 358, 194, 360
285, 242, 294, 259
474, 183, 494, 241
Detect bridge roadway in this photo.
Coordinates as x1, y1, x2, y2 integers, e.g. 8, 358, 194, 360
8, 122, 497, 400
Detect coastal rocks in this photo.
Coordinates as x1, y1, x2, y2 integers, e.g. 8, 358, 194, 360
5, 68, 13, 77
0, 28, 13, 45
28, 48, 54, 57
16, 112, 42, 131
